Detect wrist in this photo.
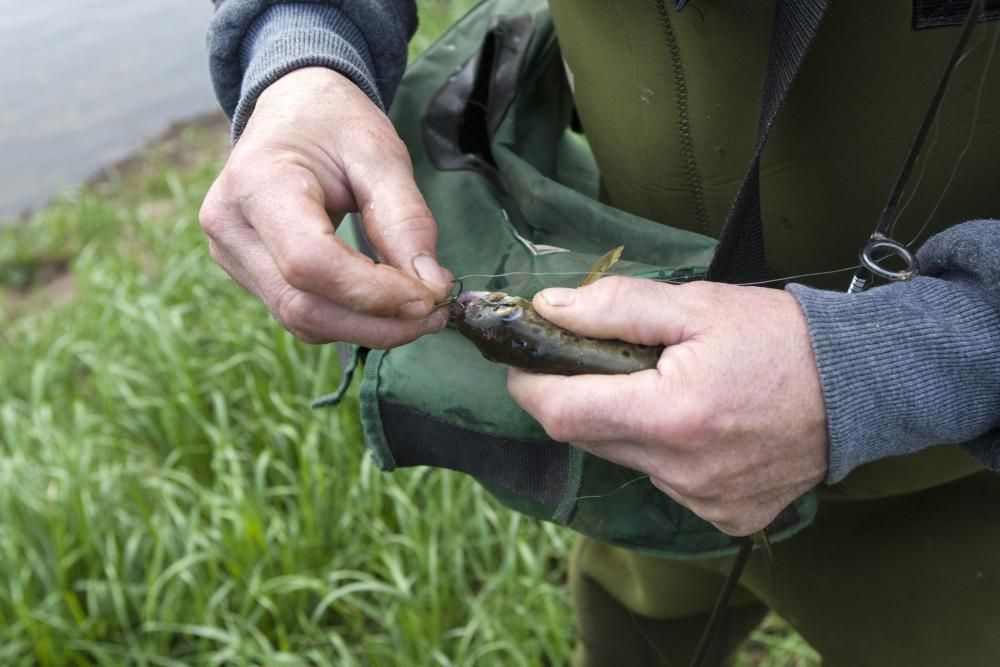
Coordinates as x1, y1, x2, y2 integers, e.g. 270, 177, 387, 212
787, 278, 1000, 483
230, 3, 380, 140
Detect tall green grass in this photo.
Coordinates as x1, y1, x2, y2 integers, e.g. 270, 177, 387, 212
0, 1, 819, 664
0, 125, 573, 665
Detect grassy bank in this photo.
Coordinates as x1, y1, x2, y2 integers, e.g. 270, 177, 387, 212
0, 115, 576, 666
0, 2, 818, 665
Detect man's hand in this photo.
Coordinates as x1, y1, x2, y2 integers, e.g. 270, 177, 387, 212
199, 67, 452, 347
507, 277, 829, 536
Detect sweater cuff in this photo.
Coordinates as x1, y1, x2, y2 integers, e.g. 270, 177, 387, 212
208, 0, 416, 141
232, 4, 379, 139
787, 272, 1000, 484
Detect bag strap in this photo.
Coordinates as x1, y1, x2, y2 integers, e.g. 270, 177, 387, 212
693, 4, 833, 663
707, 0, 832, 284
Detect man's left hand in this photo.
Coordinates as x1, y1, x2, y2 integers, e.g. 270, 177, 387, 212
507, 277, 829, 536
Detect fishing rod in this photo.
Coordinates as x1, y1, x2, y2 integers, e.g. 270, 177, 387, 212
846, 0, 984, 294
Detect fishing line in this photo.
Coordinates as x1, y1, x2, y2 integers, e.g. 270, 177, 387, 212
890, 30, 982, 236
906, 17, 1000, 248
571, 474, 650, 502
452, 270, 614, 282
453, 264, 861, 289
891, 114, 941, 229
733, 264, 860, 287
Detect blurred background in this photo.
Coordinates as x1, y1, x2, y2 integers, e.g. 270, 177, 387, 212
0, 2, 816, 665
0, 1, 218, 220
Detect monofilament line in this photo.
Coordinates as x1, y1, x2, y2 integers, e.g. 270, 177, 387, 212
453, 264, 860, 288
571, 474, 650, 502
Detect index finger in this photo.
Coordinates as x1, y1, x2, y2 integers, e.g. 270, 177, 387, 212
507, 368, 679, 476
239, 168, 438, 320
507, 368, 658, 445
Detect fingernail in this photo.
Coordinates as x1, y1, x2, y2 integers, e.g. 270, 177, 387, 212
421, 308, 449, 334
413, 254, 449, 291
538, 288, 576, 307
398, 299, 431, 319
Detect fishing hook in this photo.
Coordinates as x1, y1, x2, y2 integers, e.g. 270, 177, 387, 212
433, 277, 464, 310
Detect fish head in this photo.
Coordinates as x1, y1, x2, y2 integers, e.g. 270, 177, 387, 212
451, 291, 526, 330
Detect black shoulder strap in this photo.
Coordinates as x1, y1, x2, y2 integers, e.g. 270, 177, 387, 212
707, 0, 832, 284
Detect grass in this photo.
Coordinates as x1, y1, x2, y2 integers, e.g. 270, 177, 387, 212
0, 1, 819, 665
0, 117, 574, 666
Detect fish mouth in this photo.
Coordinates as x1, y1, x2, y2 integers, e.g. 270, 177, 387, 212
449, 291, 490, 319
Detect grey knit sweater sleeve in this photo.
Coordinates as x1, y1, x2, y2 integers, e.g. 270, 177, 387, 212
207, 0, 416, 138
788, 220, 1000, 483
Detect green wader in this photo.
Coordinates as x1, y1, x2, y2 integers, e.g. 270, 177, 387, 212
544, 0, 1000, 664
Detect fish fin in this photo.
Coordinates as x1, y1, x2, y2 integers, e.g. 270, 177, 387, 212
579, 245, 624, 287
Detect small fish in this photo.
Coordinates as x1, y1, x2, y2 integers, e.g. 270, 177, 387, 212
450, 291, 663, 375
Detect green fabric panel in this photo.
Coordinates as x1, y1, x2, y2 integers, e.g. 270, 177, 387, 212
375, 329, 549, 440
310, 343, 358, 408
568, 456, 814, 561
359, 349, 394, 471
338, 0, 817, 558
552, 448, 586, 525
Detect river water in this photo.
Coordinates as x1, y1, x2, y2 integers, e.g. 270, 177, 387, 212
0, 1, 221, 220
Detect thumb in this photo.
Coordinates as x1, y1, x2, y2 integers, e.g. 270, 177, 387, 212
353, 155, 452, 302
532, 276, 689, 346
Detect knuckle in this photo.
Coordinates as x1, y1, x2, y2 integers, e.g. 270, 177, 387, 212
198, 196, 228, 239
273, 289, 314, 334
220, 152, 265, 192
228, 147, 321, 201
367, 210, 435, 247
363, 123, 409, 158
275, 247, 321, 292
353, 136, 416, 188
266, 154, 325, 199
381, 132, 412, 164
287, 328, 330, 346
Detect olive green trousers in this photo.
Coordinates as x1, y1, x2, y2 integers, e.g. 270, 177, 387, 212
571, 472, 1000, 667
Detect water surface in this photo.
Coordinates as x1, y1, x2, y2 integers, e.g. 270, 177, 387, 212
0, 1, 221, 219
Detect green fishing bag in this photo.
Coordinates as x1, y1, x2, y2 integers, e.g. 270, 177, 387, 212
319, 0, 817, 558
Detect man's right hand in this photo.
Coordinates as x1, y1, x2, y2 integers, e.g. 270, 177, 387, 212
199, 67, 452, 347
